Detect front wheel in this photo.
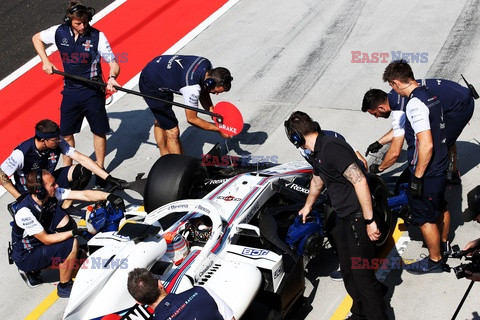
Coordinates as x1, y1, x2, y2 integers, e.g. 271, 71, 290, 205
144, 154, 207, 212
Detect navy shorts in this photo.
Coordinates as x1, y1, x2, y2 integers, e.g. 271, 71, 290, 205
408, 175, 447, 225
139, 74, 178, 130
445, 99, 474, 146
53, 166, 72, 189
60, 87, 110, 136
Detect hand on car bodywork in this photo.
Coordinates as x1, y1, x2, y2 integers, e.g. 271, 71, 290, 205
298, 206, 312, 223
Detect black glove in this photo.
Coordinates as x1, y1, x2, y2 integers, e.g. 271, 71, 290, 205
105, 175, 129, 190
409, 175, 423, 198
16, 194, 26, 203
365, 141, 383, 156
107, 193, 126, 211
72, 228, 88, 237
369, 164, 383, 174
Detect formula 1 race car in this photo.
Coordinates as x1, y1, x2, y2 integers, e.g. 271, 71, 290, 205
63, 153, 397, 320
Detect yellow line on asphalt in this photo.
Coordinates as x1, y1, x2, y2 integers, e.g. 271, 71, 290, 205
24, 289, 59, 320
329, 219, 406, 320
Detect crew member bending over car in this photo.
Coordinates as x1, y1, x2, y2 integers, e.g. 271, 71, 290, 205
285, 111, 387, 319
127, 268, 235, 320
139, 55, 233, 155
11, 169, 125, 298
0, 119, 127, 215
362, 77, 475, 184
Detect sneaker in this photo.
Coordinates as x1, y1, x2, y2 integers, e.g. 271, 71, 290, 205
57, 280, 74, 298
329, 269, 343, 281
18, 269, 42, 288
405, 256, 444, 275
447, 170, 461, 185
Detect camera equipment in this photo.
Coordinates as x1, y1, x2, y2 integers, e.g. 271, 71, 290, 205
447, 244, 480, 319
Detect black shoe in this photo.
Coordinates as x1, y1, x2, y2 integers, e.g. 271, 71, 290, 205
405, 256, 444, 275
345, 313, 367, 320
18, 269, 42, 288
329, 269, 343, 281
57, 280, 74, 298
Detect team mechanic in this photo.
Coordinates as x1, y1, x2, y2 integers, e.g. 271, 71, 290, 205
11, 169, 125, 297
127, 268, 236, 320
139, 55, 233, 155
362, 78, 475, 184
32, 1, 121, 187
0, 119, 126, 215
285, 111, 387, 320
382, 60, 450, 274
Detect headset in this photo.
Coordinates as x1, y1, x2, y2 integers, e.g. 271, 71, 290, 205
284, 120, 321, 148
34, 169, 47, 201
204, 73, 234, 91
64, 4, 95, 25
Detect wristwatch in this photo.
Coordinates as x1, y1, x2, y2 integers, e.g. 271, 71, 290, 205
364, 217, 375, 225
108, 75, 117, 80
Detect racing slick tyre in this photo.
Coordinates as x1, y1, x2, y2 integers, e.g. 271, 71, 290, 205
367, 173, 397, 248
144, 154, 208, 212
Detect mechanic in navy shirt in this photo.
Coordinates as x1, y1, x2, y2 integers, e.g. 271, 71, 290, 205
382, 60, 450, 274
285, 111, 387, 319
362, 78, 474, 184
139, 55, 233, 155
11, 169, 125, 297
0, 119, 126, 213
127, 268, 235, 320
32, 1, 121, 186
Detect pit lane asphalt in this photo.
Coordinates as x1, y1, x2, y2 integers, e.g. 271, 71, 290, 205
1, 0, 480, 319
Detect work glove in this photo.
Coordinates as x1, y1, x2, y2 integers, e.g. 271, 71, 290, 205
72, 228, 88, 237
365, 141, 383, 156
107, 193, 126, 211
409, 175, 424, 198
105, 175, 129, 190
369, 164, 383, 174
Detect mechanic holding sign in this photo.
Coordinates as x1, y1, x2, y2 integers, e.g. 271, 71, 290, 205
139, 55, 234, 156
285, 111, 387, 320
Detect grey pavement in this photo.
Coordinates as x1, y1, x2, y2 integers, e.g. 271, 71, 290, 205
1, 0, 480, 319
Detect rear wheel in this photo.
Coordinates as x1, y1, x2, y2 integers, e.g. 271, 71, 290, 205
144, 154, 207, 212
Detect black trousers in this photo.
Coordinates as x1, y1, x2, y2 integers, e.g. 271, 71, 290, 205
331, 212, 387, 320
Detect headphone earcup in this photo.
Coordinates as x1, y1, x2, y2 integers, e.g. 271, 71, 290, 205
35, 169, 47, 201
204, 78, 216, 90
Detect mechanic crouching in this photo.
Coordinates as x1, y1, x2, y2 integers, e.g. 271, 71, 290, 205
285, 111, 387, 320
11, 169, 125, 298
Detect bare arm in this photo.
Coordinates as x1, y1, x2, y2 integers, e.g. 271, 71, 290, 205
32, 32, 56, 74
0, 169, 22, 200
34, 229, 74, 245
69, 151, 109, 179
377, 129, 394, 145
414, 130, 433, 178
66, 189, 109, 202
299, 175, 324, 223
343, 163, 380, 241
379, 135, 404, 171
106, 60, 120, 92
